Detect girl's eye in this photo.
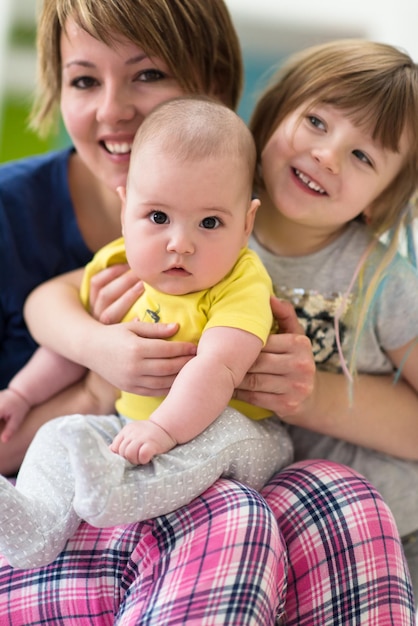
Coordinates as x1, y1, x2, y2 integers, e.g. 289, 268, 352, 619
352, 149, 373, 166
308, 115, 325, 130
136, 69, 166, 83
150, 211, 169, 224
200, 216, 221, 230
70, 76, 99, 90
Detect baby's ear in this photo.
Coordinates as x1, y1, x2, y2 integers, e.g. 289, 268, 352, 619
244, 198, 260, 237
117, 186, 127, 230
361, 209, 372, 226
116, 185, 127, 203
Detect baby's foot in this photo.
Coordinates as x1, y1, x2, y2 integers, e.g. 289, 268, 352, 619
0, 475, 48, 567
58, 416, 127, 523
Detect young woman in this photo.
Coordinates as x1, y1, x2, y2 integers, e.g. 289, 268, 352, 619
0, 1, 414, 622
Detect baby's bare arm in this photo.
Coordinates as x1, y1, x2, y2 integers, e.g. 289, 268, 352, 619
110, 326, 262, 465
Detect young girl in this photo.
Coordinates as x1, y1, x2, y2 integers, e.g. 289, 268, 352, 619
247, 38, 418, 594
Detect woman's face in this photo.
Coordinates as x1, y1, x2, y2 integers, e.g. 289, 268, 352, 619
60, 18, 186, 193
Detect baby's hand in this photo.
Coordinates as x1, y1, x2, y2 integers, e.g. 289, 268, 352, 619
110, 420, 176, 465
0, 388, 31, 443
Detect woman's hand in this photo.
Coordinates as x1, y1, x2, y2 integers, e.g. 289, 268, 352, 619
84, 319, 197, 396
26, 268, 196, 398
235, 298, 315, 418
86, 265, 197, 394
89, 263, 144, 324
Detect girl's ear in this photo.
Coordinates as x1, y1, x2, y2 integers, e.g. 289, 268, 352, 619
117, 186, 127, 234
243, 198, 261, 239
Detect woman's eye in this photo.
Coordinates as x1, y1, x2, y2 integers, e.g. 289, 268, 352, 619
136, 69, 166, 83
200, 216, 221, 230
352, 149, 372, 166
70, 76, 98, 89
308, 115, 325, 130
150, 211, 169, 224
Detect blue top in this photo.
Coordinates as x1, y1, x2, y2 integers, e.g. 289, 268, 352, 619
0, 148, 92, 387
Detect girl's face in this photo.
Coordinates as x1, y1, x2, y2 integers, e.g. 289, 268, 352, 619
260, 103, 408, 234
60, 18, 186, 193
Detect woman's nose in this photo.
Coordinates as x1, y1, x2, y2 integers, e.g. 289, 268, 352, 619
96, 85, 137, 124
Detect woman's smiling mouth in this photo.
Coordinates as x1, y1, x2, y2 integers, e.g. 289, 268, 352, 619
102, 141, 133, 155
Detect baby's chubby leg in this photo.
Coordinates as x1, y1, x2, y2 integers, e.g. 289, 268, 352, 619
60, 409, 294, 528
0, 417, 81, 568
57, 414, 129, 523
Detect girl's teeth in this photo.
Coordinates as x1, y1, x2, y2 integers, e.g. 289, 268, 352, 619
295, 168, 325, 194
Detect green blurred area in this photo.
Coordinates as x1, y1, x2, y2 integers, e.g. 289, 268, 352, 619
0, 95, 53, 163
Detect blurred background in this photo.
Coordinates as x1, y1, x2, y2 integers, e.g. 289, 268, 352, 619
0, 0, 416, 163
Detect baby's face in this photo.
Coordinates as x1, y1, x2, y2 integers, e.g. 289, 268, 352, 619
121, 147, 257, 295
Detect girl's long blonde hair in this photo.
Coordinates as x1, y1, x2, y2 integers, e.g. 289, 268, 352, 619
250, 40, 418, 383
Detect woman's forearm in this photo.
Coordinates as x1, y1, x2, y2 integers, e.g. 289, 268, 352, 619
25, 270, 197, 394
24, 269, 99, 367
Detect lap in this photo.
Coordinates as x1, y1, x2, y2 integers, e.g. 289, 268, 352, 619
0, 478, 284, 626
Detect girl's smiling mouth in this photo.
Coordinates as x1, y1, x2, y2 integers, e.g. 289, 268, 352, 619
293, 168, 327, 195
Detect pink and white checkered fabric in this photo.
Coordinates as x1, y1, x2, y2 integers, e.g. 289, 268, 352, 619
0, 460, 413, 625
263, 460, 414, 625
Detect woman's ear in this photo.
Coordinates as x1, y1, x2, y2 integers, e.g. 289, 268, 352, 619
117, 186, 127, 234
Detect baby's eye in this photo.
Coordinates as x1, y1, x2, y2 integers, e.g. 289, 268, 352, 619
308, 115, 325, 130
136, 69, 166, 83
150, 211, 169, 224
70, 76, 99, 89
200, 216, 221, 230
352, 150, 372, 166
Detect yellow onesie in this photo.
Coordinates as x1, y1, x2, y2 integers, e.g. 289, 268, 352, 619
80, 237, 274, 421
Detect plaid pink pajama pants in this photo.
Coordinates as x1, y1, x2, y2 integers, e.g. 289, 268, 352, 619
0, 460, 413, 625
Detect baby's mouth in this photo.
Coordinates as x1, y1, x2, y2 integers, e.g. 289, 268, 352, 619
164, 266, 191, 276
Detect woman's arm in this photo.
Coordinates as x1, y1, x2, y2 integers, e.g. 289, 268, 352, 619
25, 269, 197, 395
235, 298, 418, 461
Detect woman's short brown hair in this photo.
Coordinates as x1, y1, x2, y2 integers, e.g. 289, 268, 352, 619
31, 0, 243, 135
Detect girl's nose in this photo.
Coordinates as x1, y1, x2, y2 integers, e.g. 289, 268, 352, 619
311, 145, 340, 174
